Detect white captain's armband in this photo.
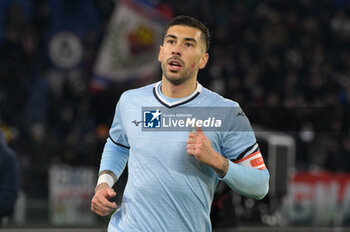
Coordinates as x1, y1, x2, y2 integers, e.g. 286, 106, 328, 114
234, 147, 266, 170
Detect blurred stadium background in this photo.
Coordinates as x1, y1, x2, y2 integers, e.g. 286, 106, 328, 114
1, 0, 350, 231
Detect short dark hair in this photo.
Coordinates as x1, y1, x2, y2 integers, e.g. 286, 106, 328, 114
166, 15, 210, 52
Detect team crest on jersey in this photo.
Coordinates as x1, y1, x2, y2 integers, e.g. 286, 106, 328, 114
143, 109, 162, 128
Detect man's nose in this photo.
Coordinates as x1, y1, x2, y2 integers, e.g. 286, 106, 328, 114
171, 44, 182, 56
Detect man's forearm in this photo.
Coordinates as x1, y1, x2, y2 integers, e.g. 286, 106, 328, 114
220, 160, 270, 200
210, 154, 229, 178
99, 138, 129, 180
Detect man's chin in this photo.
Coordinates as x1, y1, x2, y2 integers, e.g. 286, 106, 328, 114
165, 76, 186, 86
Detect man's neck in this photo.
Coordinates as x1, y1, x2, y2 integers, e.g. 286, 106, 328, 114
161, 77, 197, 98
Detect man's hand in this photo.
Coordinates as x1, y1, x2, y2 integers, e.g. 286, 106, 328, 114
91, 183, 118, 216
187, 127, 228, 178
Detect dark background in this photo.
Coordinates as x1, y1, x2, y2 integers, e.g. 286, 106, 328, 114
1, 0, 350, 227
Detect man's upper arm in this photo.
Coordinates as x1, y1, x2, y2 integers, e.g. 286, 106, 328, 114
99, 93, 130, 179
109, 94, 130, 148
221, 106, 267, 170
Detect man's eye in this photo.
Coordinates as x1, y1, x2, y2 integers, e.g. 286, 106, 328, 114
167, 40, 175, 44
185, 43, 193, 47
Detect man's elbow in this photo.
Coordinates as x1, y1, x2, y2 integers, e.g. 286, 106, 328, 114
252, 172, 270, 200
252, 185, 269, 200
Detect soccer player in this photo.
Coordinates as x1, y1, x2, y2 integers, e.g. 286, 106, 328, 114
91, 15, 269, 231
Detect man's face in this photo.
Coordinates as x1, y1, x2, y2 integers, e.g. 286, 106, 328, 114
158, 25, 209, 85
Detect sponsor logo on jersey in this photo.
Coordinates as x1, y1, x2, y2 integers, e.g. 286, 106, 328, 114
131, 120, 144, 126
237, 111, 245, 117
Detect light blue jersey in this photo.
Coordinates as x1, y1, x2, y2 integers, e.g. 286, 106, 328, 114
99, 81, 269, 232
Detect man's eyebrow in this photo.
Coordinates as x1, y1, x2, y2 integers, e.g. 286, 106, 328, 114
165, 34, 197, 44
165, 34, 177, 39
184, 37, 197, 44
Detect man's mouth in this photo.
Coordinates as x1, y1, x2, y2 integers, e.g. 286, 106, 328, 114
167, 59, 183, 72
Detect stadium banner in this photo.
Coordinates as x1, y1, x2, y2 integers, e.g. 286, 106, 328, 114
49, 165, 97, 225
92, 0, 169, 88
282, 171, 350, 226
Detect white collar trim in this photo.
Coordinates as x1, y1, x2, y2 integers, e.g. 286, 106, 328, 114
153, 81, 202, 108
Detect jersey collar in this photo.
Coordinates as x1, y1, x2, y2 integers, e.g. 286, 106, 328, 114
153, 81, 202, 108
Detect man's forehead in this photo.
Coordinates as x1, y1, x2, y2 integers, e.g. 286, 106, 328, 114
166, 25, 202, 39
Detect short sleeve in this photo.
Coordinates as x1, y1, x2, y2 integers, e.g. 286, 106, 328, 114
221, 105, 256, 161
109, 94, 130, 148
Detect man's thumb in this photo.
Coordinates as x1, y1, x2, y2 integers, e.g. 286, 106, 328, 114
106, 188, 116, 197
196, 126, 203, 134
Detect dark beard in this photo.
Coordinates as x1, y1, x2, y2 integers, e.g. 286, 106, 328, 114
164, 73, 188, 85
162, 62, 193, 86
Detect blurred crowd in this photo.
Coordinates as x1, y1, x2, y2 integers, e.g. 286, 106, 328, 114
0, 0, 350, 199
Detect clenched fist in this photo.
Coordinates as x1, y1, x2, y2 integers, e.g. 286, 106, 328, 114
186, 127, 228, 178
91, 183, 118, 216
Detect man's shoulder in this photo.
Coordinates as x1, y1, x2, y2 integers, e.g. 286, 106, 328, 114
200, 86, 240, 107
120, 82, 157, 101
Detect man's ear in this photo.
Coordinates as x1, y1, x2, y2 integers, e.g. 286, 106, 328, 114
158, 45, 163, 62
199, 53, 209, 69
